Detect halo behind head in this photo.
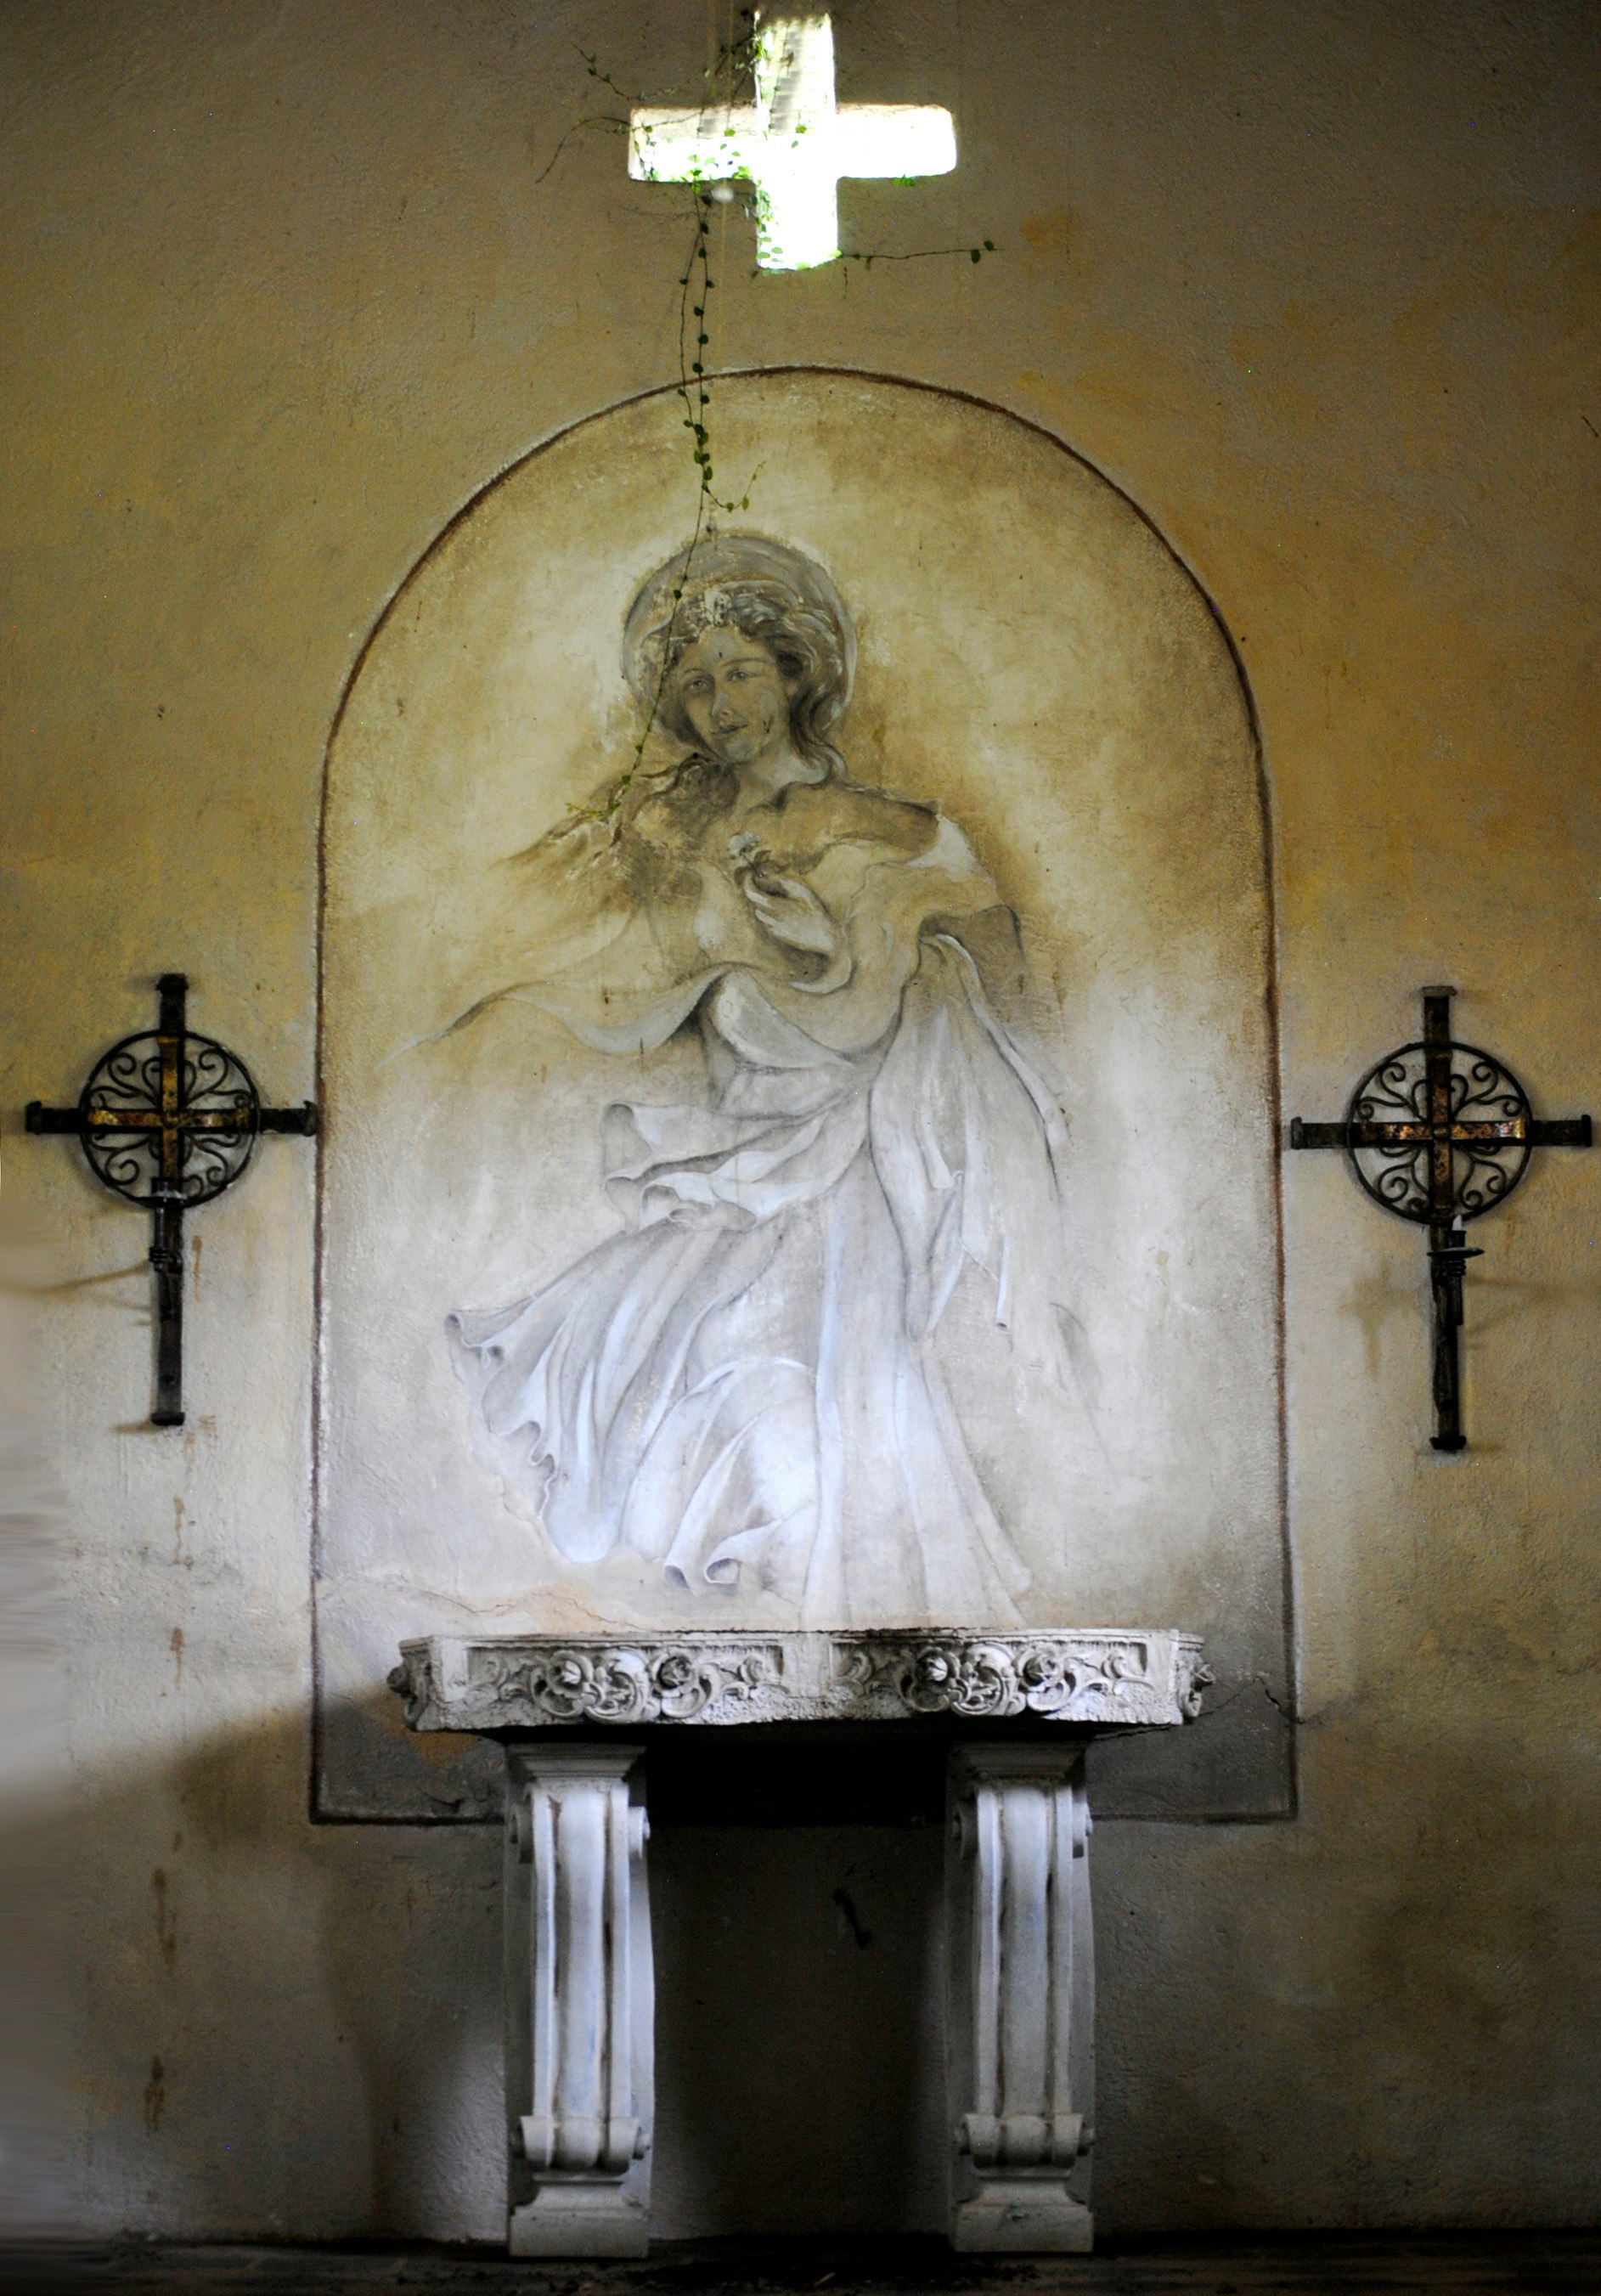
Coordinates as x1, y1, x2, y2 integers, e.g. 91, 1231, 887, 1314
623, 533, 856, 771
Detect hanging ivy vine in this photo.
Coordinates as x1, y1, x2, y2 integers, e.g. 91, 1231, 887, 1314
549, 23, 996, 813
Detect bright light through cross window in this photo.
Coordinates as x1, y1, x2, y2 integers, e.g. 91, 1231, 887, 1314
629, 14, 956, 272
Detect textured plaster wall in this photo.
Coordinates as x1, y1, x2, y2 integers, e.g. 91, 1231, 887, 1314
3, 0, 1598, 2239
316, 371, 1285, 1825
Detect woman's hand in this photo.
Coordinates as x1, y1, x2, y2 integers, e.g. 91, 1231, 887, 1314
742, 871, 837, 956
732, 843, 853, 992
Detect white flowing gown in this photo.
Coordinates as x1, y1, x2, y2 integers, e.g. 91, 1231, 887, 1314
448, 769, 1071, 1628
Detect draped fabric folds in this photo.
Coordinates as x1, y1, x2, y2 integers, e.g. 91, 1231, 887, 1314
447, 764, 1071, 1628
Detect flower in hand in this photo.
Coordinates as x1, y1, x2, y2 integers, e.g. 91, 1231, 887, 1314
729, 835, 851, 991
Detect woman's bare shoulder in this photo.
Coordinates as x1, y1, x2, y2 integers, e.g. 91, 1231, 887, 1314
766, 777, 941, 864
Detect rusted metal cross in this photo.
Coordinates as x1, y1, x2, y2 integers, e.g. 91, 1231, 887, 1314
1289, 985, 1591, 1451
26, 973, 316, 1426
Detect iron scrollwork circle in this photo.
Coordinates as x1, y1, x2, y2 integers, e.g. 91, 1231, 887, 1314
76, 1030, 262, 1207
1344, 1036, 1532, 1225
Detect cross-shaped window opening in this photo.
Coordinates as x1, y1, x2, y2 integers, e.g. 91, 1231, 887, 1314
629, 14, 956, 272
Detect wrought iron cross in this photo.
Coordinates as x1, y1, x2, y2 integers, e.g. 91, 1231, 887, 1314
1289, 986, 1591, 1452
26, 973, 317, 1428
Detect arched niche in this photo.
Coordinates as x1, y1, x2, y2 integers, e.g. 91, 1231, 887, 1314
314, 370, 1288, 1820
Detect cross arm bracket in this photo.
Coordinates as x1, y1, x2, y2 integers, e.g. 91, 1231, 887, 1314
1529, 1114, 1593, 1148
25, 1103, 83, 1135
26, 1097, 319, 1137
259, 1103, 319, 1137
1290, 1114, 1592, 1151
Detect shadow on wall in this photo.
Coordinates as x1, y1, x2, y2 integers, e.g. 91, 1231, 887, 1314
18, 1701, 950, 2242
16, 1682, 1601, 2239
22, 1705, 501, 2242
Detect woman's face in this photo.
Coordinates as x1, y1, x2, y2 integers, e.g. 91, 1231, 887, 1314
671, 627, 795, 769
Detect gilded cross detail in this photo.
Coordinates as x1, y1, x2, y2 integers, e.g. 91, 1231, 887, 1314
1289, 985, 1591, 1451
26, 973, 317, 1426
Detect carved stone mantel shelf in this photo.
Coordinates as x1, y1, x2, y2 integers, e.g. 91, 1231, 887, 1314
388, 1627, 1210, 1734
392, 1626, 1208, 2262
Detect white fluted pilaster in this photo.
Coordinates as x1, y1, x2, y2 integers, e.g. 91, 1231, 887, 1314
504, 1745, 652, 2256
946, 1745, 1095, 2251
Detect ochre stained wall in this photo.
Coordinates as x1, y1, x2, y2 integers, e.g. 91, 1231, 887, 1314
3, 0, 1598, 2237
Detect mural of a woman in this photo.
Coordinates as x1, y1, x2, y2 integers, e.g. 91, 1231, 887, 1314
446, 533, 1074, 1628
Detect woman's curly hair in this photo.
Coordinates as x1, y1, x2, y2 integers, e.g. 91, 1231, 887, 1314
624, 533, 855, 776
